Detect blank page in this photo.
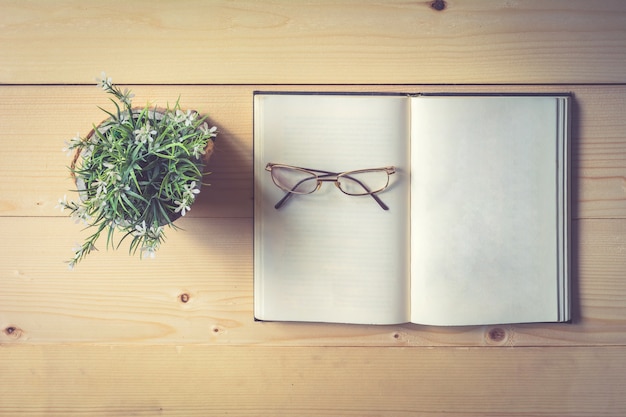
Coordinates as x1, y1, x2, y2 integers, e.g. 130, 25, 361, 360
410, 95, 569, 325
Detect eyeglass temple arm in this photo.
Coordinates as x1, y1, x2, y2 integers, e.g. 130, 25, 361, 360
368, 190, 390, 210
273, 176, 316, 209
274, 190, 295, 209
338, 174, 390, 211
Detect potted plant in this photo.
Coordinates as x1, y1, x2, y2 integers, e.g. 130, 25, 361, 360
58, 73, 217, 269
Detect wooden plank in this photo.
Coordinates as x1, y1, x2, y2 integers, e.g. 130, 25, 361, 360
1, 344, 625, 416
1, 3, 624, 416
1, 217, 625, 346
2, 1, 626, 84
1, 84, 625, 219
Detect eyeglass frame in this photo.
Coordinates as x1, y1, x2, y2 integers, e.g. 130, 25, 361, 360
265, 163, 396, 210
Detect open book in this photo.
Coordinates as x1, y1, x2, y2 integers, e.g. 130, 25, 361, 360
253, 92, 570, 326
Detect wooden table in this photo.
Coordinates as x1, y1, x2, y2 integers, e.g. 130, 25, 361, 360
1, 1, 626, 415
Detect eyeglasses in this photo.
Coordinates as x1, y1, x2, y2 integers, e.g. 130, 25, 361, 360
265, 163, 396, 210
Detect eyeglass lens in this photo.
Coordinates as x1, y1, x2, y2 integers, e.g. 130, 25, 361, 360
337, 170, 390, 196
270, 166, 318, 194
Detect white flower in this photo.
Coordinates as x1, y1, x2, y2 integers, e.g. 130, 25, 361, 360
71, 206, 91, 225
80, 144, 95, 159
103, 162, 122, 184
55, 195, 68, 212
92, 179, 107, 198
134, 220, 147, 237
114, 183, 130, 198
141, 246, 157, 259
120, 88, 135, 106
118, 112, 130, 124
192, 144, 206, 159
148, 224, 164, 239
62, 133, 83, 156
199, 123, 217, 138
66, 243, 83, 270
175, 109, 197, 127
113, 218, 131, 228
174, 199, 191, 216
96, 71, 112, 90
134, 122, 157, 145
174, 109, 186, 124
183, 181, 200, 200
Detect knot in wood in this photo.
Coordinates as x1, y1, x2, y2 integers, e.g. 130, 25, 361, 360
179, 293, 190, 303
4, 326, 23, 339
487, 327, 507, 342
430, 0, 446, 11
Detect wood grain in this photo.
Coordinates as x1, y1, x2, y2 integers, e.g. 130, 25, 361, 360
0, 84, 625, 220
1, 0, 626, 84
1, 217, 625, 346
1, 84, 625, 348
1, 344, 625, 417
2, 1, 626, 415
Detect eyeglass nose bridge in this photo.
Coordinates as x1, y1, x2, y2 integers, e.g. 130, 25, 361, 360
317, 177, 338, 183
315, 174, 340, 190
